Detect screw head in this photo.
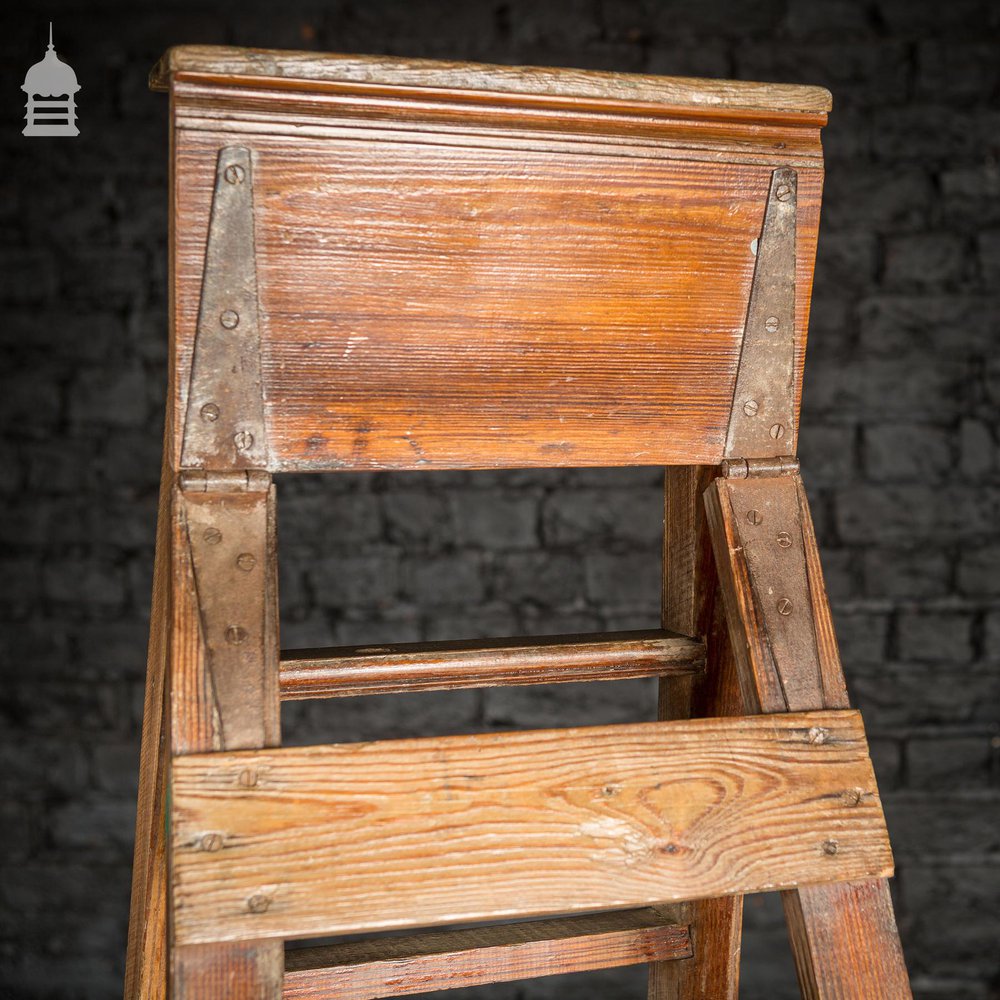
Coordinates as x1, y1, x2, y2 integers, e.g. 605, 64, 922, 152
743, 399, 760, 417
764, 315, 780, 333
247, 894, 270, 914
776, 598, 793, 616
844, 788, 865, 807
200, 833, 224, 852
225, 625, 248, 645
224, 163, 245, 185
238, 768, 258, 788
807, 727, 829, 744
220, 310, 240, 330
203, 527, 222, 545
200, 402, 220, 423
233, 430, 255, 452
746, 508, 763, 526
822, 839, 839, 856
769, 423, 785, 440
776, 530, 792, 548
776, 182, 793, 202
236, 552, 257, 572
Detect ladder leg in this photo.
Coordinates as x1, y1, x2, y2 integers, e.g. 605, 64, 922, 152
704, 468, 911, 999
649, 466, 742, 1000
125, 457, 171, 1000
168, 476, 283, 999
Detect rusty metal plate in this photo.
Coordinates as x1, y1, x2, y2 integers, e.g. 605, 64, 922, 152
722, 473, 824, 711
181, 146, 268, 470
183, 485, 271, 750
725, 167, 797, 460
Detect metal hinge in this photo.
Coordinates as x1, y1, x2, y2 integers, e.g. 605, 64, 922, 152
721, 456, 799, 479
179, 469, 270, 494
181, 146, 268, 472
724, 167, 798, 463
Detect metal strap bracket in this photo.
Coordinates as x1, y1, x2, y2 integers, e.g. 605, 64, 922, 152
719, 473, 825, 712
181, 480, 274, 750
181, 146, 268, 471
725, 167, 798, 461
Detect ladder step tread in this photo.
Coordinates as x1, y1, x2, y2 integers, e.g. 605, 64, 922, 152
172, 710, 891, 945
283, 908, 691, 999
279, 628, 704, 700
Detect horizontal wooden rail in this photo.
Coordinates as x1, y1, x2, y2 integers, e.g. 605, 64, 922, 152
282, 908, 691, 999
279, 629, 704, 699
171, 710, 891, 944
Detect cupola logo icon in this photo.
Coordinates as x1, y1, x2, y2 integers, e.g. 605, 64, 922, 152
22, 23, 80, 137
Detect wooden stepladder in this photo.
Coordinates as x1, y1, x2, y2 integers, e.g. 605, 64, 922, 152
126, 46, 911, 1000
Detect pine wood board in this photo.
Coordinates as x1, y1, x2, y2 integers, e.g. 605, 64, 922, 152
172, 129, 822, 472
171, 710, 891, 945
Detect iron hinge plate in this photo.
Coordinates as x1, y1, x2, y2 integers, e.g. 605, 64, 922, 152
719, 473, 826, 711
725, 167, 798, 462
181, 481, 274, 750
181, 146, 268, 472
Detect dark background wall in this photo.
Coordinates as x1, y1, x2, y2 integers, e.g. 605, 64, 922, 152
1, 0, 999, 997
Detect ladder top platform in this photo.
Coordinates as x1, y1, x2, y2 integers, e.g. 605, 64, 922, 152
151, 45, 832, 119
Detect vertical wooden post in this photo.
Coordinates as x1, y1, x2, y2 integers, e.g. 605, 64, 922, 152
168, 477, 283, 999
648, 465, 743, 1000
705, 469, 911, 999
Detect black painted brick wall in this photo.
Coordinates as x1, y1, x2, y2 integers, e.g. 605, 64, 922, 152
1, 1, 999, 997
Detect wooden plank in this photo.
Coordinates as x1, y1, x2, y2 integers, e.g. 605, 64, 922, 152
650, 465, 743, 1000
279, 629, 704, 700
784, 880, 910, 999
124, 454, 172, 1000
171, 127, 823, 473
283, 909, 691, 1000
169, 481, 283, 999
705, 471, 912, 998
151, 46, 832, 116
171, 710, 891, 945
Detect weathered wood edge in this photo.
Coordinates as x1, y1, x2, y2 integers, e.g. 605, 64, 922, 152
150, 45, 832, 118
283, 909, 691, 1000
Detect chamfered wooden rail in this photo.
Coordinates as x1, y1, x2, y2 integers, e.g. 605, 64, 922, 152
171, 709, 891, 945
282, 908, 691, 1000
278, 628, 705, 700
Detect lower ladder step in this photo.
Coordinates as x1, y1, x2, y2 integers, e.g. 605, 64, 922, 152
283, 909, 691, 999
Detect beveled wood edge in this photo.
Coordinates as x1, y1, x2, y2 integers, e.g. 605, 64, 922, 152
279, 629, 705, 700
150, 46, 832, 119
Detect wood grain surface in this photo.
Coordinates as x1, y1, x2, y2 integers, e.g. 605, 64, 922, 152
279, 629, 704, 699
169, 87, 824, 472
650, 465, 744, 999
283, 909, 691, 1000
171, 710, 890, 945
152, 46, 832, 116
